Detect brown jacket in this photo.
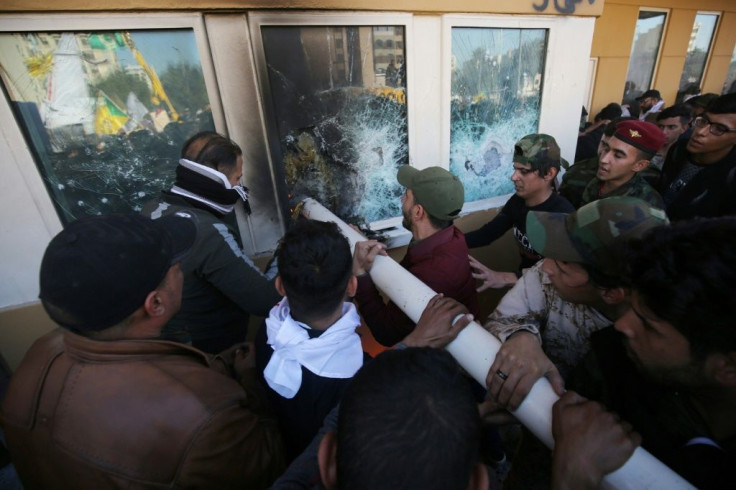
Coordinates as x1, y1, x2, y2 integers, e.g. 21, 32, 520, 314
0, 329, 284, 489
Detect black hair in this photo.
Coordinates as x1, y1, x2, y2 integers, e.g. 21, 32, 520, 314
595, 103, 622, 122
276, 219, 353, 323
180, 131, 242, 172
337, 348, 480, 490
656, 104, 693, 126
625, 218, 736, 360
705, 93, 736, 115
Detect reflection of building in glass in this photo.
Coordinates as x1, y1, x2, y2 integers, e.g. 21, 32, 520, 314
372, 26, 404, 86
687, 22, 701, 53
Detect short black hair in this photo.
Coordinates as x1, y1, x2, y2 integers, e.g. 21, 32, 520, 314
181, 131, 242, 172
705, 93, 736, 115
625, 218, 736, 360
595, 103, 622, 122
656, 104, 693, 126
337, 348, 480, 490
276, 219, 353, 323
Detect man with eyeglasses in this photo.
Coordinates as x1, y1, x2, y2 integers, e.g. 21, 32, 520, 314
657, 93, 736, 221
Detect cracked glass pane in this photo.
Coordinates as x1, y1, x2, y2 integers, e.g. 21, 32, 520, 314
261, 25, 408, 224
450, 27, 547, 202
0, 30, 215, 223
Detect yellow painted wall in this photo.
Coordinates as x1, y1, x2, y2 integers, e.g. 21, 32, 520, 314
589, 0, 736, 118
0, 0, 602, 15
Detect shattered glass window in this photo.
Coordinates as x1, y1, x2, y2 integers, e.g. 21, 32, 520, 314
678, 13, 719, 101
0, 30, 215, 223
450, 27, 547, 202
261, 26, 408, 223
622, 11, 667, 103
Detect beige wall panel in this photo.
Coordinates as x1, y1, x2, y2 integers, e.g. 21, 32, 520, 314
711, 12, 736, 57
0, 303, 56, 371
608, 0, 736, 11
654, 56, 687, 103
1, 0, 602, 15
591, 4, 638, 58
660, 9, 695, 58
589, 57, 630, 117
702, 55, 730, 94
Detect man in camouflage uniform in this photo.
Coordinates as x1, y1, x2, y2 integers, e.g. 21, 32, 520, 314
483, 197, 669, 409
579, 120, 666, 209
560, 120, 622, 209
481, 197, 668, 489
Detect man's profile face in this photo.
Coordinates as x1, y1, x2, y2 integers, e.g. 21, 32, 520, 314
686, 112, 736, 156
657, 117, 688, 147
510, 162, 550, 202
596, 134, 611, 160
597, 136, 646, 184
613, 293, 696, 385
640, 97, 655, 112
401, 188, 415, 231
541, 259, 600, 304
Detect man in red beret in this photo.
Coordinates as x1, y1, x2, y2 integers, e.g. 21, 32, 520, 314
579, 120, 665, 209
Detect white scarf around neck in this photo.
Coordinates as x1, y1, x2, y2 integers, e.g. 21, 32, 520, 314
263, 298, 363, 399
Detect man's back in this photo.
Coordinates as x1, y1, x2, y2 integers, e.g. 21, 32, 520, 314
1, 329, 283, 490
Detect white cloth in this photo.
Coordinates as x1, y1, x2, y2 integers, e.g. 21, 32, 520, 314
263, 299, 363, 399
170, 158, 250, 214
639, 99, 665, 121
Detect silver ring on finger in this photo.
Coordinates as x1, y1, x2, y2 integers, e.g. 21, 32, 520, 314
496, 369, 509, 381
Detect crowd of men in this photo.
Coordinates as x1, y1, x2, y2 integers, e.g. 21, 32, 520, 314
1, 91, 736, 490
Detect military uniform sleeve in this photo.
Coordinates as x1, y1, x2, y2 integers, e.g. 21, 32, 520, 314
483, 263, 548, 343
196, 221, 282, 317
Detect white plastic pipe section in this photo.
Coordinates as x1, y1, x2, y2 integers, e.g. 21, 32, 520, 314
299, 198, 694, 490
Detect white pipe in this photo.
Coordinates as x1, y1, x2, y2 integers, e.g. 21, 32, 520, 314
299, 197, 694, 490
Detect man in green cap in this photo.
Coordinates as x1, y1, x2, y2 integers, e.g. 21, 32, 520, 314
352, 166, 479, 347
483, 196, 669, 410
465, 133, 573, 290
481, 196, 668, 490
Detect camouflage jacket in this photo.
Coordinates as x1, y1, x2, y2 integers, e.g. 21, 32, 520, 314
580, 172, 665, 210
483, 262, 611, 379
559, 156, 598, 209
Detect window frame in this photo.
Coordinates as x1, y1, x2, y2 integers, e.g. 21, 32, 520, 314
0, 13, 226, 231
679, 11, 721, 96
441, 14, 595, 213
248, 11, 415, 231
623, 7, 670, 100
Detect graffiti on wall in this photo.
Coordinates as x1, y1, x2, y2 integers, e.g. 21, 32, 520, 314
533, 0, 595, 14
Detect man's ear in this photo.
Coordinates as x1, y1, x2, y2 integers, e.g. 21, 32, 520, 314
413, 203, 426, 221
600, 287, 626, 305
345, 275, 358, 299
468, 462, 490, 490
632, 159, 650, 172
544, 167, 559, 181
318, 431, 339, 490
275, 276, 287, 297
710, 352, 736, 388
143, 290, 166, 317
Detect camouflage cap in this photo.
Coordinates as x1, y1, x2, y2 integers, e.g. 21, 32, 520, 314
514, 133, 569, 170
526, 196, 669, 275
397, 165, 464, 221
